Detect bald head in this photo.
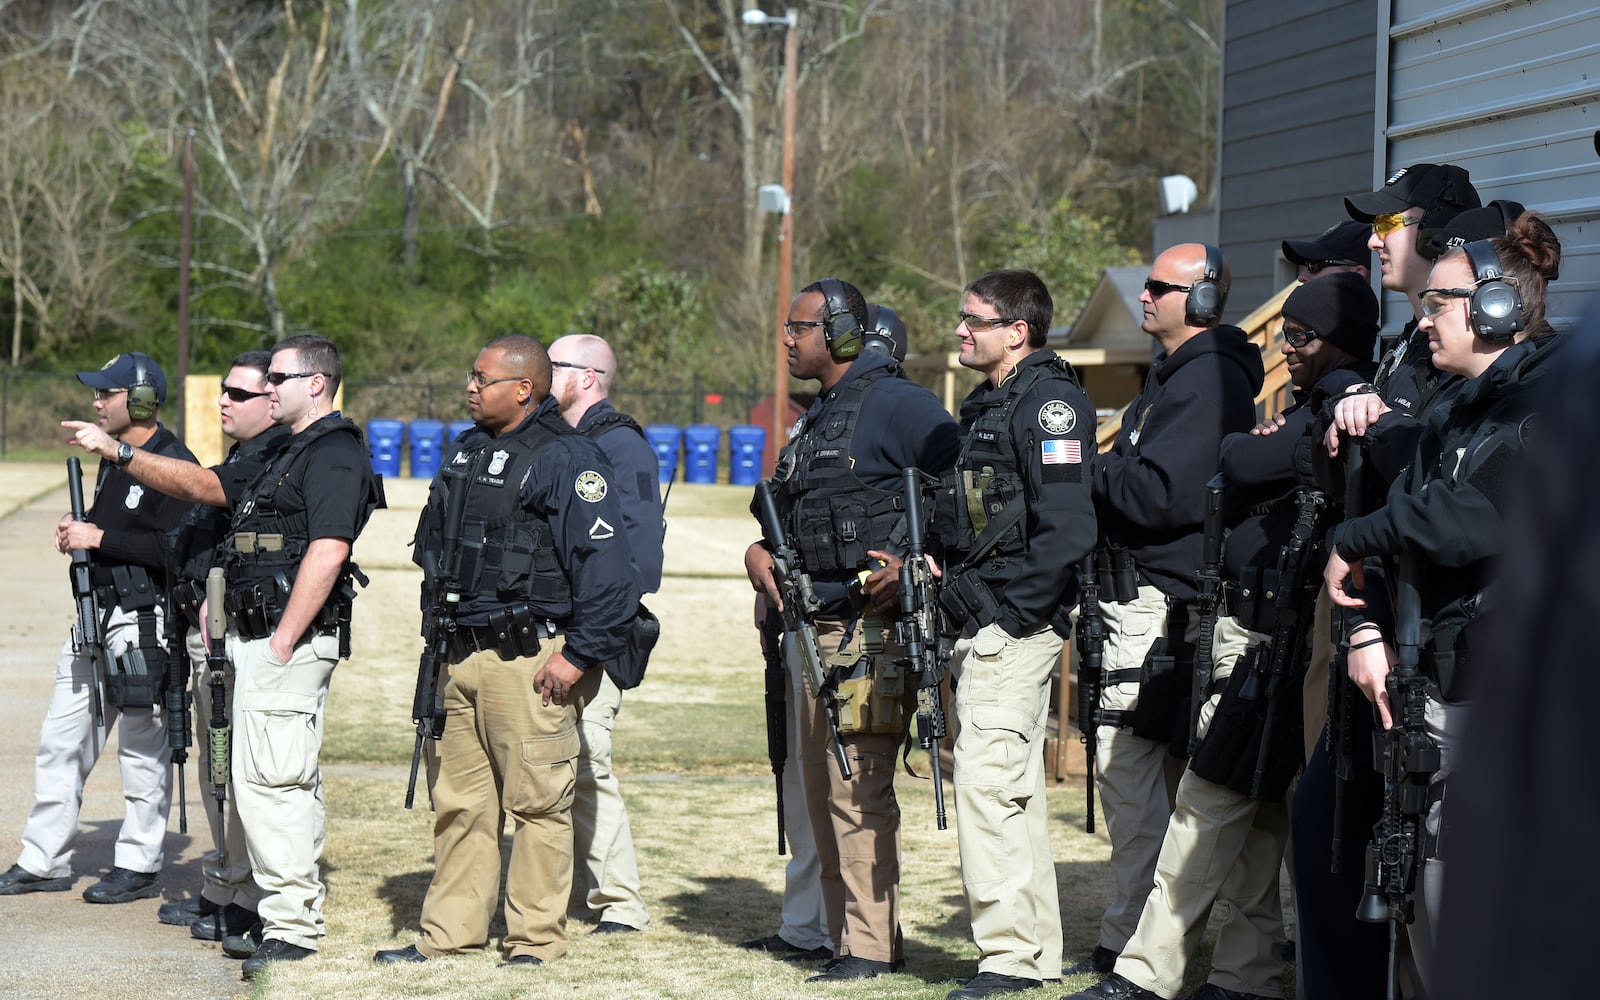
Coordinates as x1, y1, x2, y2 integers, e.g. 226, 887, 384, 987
548, 333, 619, 428
1140, 243, 1232, 350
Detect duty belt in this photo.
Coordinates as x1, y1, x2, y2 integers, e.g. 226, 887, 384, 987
449, 604, 563, 663
170, 579, 206, 630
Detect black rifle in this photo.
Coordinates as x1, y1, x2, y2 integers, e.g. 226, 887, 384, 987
66, 457, 107, 729
1189, 472, 1227, 754
1356, 549, 1440, 1000
758, 608, 788, 854
1075, 555, 1106, 833
205, 567, 232, 875
894, 467, 948, 830
407, 465, 469, 809
1246, 487, 1327, 798
163, 541, 191, 835
1327, 436, 1365, 872
755, 480, 851, 778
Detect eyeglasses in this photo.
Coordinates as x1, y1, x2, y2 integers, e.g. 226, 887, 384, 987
1301, 259, 1359, 276
783, 319, 825, 338
1143, 279, 1192, 298
550, 360, 607, 375
957, 312, 1018, 332
1419, 286, 1474, 318
265, 371, 319, 386
467, 371, 524, 389
1373, 213, 1423, 239
220, 382, 270, 402
1281, 324, 1322, 348
93, 388, 128, 402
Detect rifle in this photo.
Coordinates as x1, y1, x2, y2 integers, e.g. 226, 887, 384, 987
1327, 436, 1365, 871
205, 567, 232, 874
894, 467, 948, 830
66, 457, 107, 729
1189, 472, 1227, 754
163, 542, 192, 835
754, 480, 851, 778
1246, 487, 1327, 798
407, 465, 469, 809
1075, 555, 1106, 833
758, 608, 788, 854
1356, 549, 1440, 1000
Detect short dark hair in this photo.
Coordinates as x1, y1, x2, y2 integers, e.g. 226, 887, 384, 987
799, 278, 871, 338
272, 334, 343, 396
966, 269, 1053, 348
232, 350, 273, 376
485, 334, 551, 400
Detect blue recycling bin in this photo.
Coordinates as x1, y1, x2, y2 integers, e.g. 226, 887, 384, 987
682, 424, 721, 484
727, 425, 766, 486
366, 418, 404, 478
645, 424, 682, 483
408, 418, 446, 479
447, 419, 475, 443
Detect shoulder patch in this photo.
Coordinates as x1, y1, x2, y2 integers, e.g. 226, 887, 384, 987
1038, 399, 1076, 435
575, 469, 608, 502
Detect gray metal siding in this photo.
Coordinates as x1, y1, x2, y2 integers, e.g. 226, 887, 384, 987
1382, 0, 1600, 331
1219, 0, 1379, 320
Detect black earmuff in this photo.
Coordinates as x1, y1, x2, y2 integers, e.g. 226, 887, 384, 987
818, 277, 864, 360
126, 354, 161, 420
1462, 239, 1523, 344
1185, 244, 1224, 326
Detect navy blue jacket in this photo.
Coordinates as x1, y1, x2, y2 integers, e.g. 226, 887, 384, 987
578, 399, 664, 594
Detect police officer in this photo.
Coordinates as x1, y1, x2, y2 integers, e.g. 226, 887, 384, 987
0, 353, 196, 904
160, 352, 289, 937
1324, 216, 1562, 1000
744, 278, 959, 983
1069, 274, 1379, 1000
1070, 245, 1264, 981
374, 334, 639, 968
931, 268, 1095, 1000
740, 300, 911, 964
547, 333, 662, 935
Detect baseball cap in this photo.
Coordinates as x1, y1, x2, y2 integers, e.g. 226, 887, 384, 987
1281, 272, 1380, 361
1345, 163, 1481, 229
75, 352, 168, 403
1282, 220, 1372, 268
863, 304, 909, 361
1421, 199, 1527, 260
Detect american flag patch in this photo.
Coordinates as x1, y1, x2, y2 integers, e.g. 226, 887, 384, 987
1042, 439, 1081, 465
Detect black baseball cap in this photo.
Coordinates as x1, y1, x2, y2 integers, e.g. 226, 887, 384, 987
75, 351, 168, 402
1421, 199, 1527, 261
1282, 220, 1372, 268
1345, 162, 1481, 228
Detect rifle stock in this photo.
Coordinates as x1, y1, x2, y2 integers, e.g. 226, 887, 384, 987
205, 567, 232, 871
66, 457, 107, 729
895, 468, 948, 830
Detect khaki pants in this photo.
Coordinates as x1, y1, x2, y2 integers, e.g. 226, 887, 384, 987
231, 630, 338, 950
17, 606, 172, 879
1116, 618, 1289, 999
184, 628, 257, 912
569, 668, 648, 929
796, 617, 904, 964
418, 642, 579, 962
949, 621, 1063, 981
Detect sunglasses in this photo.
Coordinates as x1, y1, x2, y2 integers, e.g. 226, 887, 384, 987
265, 371, 319, 386
956, 312, 1017, 332
1281, 324, 1322, 348
1373, 212, 1423, 239
550, 360, 608, 375
1419, 286, 1474, 318
220, 382, 270, 402
1143, 279, 1192, 298
1301, 259, 1359, 276
93, 388, 128, 402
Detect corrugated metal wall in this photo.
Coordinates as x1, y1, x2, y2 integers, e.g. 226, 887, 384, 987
1382, 0, 1600, 331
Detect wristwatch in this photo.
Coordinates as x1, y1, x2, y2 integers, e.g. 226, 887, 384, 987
114, 441, 135, 467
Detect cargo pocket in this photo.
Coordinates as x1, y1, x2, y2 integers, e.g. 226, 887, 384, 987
238, 690, 321, 788
506, 724, 581, 819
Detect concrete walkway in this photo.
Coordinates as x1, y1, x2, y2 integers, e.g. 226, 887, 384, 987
0, 461, 248, 999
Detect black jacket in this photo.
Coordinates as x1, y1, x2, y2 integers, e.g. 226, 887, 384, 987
1094, 325, 1265, 601
90, 424, 198, 586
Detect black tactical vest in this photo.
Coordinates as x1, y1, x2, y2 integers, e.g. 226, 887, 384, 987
420, 410, 574, 606
771, 364, 906, 576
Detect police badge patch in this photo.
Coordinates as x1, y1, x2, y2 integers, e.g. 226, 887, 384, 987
575, 470, 608, 502
124, 485, 144, 510
487, 450, 511, 476
1038, 399, 1076, 435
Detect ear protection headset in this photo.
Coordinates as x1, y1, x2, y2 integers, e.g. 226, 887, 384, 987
126, 354, 162, 421
818, 278, 865, 360
1184, 244, 1225, 327
1462, 239, 1523, 344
